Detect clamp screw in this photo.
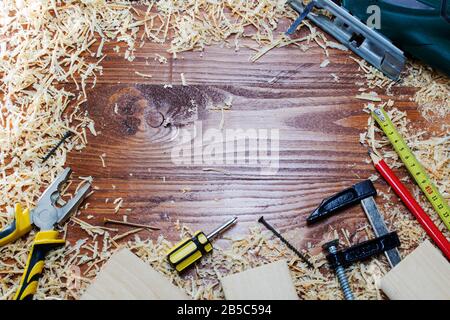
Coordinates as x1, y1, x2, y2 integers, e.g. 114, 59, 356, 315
323, 239, 354, 300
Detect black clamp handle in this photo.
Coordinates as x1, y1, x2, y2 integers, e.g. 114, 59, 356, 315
324, 232, 400, 268
307, 180, 377, 224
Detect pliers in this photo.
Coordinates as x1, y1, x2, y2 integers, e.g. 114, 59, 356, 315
0, 168, 91, 300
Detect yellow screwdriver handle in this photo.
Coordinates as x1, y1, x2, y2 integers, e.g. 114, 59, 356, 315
167, 231, 213, 272
14, 230, 65, 300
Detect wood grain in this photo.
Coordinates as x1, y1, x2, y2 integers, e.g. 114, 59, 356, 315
81, 249, 190, 300
220, 260, 298, 300
64, 23, 437, 259
379, 240, 450, 300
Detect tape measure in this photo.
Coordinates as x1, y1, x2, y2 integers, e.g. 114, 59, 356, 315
372, 108, 450, 231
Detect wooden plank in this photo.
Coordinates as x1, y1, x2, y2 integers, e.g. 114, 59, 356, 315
80, 249, 190, 300
379, 240, 450, 300
220, 260, 298, 300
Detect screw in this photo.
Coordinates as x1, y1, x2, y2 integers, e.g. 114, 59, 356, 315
258, 216, 314, 269
42, 131, 73, 163
323, 240, 354, 300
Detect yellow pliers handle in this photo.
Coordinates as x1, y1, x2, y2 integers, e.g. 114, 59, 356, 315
0, 204, 65, 300
0, 204, 32, 246
14, 230, 65, 300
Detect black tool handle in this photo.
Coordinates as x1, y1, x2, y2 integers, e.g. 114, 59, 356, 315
307, 180, 377, 224
326, 232, 400, 268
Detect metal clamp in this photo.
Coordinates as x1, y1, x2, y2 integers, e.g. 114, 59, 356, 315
325, 232, 400, 268
307, 180, 377, 224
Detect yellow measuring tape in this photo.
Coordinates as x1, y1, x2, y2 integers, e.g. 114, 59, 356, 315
372, 108, 450, 231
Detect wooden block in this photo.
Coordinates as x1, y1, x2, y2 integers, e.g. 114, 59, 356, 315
220, 260, 298, 300
379, 240, 450, 300
81, 249, 190, 300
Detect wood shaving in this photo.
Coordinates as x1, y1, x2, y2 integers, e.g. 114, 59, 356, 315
99, 155, 106, 168
113, 197, 124, 213
154, 54, 168, 64
0, 0, 140, 226
135, 71, 153, 78
350, 57, 395, 90
112, 228, 144, 242
356, 92, 381, 102
320, 59, 330, 68
402, 62, 450, 120
330, 73, 339, 82
326, 41, 348, 51
180, 73, 187, 86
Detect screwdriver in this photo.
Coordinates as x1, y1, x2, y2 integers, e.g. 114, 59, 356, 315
167, 217, 238, 272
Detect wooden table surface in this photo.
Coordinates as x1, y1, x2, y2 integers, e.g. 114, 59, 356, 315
65, 25, 427, 251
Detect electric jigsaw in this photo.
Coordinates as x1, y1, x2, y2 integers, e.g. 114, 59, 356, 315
342, 0, 450, 76
287, 0, 450, 79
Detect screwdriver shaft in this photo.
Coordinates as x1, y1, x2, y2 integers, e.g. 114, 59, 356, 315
207, 217, 238, 240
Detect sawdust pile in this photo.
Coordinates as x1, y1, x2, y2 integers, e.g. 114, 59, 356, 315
1, 0, 449, 301
128, 224, 391, 300
0, 0, 145, 299
153, 0, 294, 54
0, 220, 390, 300
352, 57, 450, 120
402, 62, 450, 121
0, 0, 141, 219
